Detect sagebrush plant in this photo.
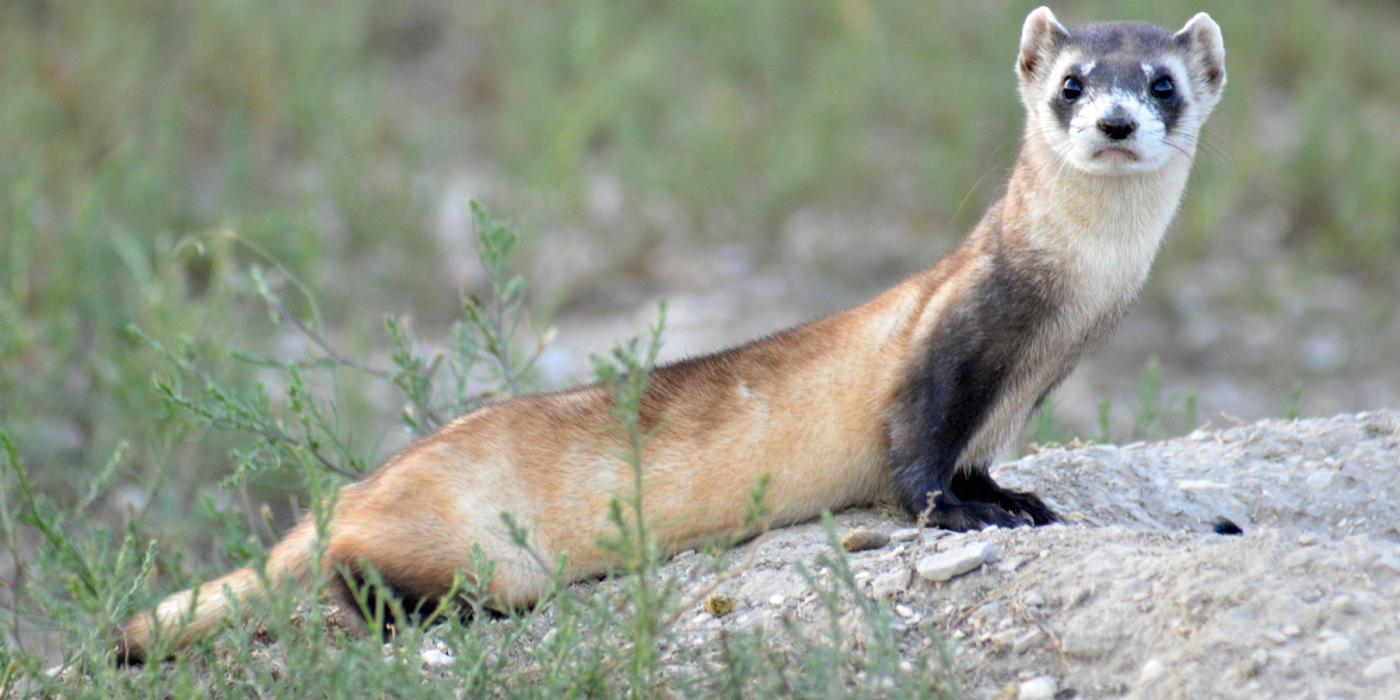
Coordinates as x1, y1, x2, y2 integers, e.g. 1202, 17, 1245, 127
1, 203, 956, 697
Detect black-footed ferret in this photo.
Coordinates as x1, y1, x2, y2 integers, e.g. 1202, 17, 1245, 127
118, 7, 1225, 663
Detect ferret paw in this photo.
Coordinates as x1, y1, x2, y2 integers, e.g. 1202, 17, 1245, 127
948, 470, 1060, 527
995, 489, 1060, 526
926, 500, 1032, 531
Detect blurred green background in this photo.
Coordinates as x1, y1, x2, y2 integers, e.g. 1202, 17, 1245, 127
2, 0, 1398, 606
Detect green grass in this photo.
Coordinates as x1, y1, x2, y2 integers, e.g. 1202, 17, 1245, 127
2, 0, 1398, 695
2, 204, 957, 697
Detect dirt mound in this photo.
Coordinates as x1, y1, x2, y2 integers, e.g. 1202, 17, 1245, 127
632, 410, 1400, 698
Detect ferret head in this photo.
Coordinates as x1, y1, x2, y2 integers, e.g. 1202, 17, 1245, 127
1016, 7, 1226, 176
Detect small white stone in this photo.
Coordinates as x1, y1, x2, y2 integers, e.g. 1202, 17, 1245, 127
872, 569, 910, 598
420, 648, 454, 668
988, 629, 1017, 649
894, 604, 914, 618
916, 542, 993, 582
1018, 676, 1058, 700
997, 555, 1027, 573
1304, 469, 1335, 490
890, 528, 921, 542
1320, 635, 1351, 657
921, 530, 949, 545
1362, 657, 1397, 679
1023, 590, 1045, 607
1139, 658, 1165, 684
768, 594, 785, 607
1061, 628, 1118, 659
1013, 629, 1042, 655
1297, 533, 1319, 546
1372, 553, 1400, 575
1283, 624, 1301, 637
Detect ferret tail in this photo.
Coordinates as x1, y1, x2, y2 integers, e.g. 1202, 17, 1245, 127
115, 518, 318, 665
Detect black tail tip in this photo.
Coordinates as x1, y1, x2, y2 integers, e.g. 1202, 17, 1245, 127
1212, 517, 1243, 536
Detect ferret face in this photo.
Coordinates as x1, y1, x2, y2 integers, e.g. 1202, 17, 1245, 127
1015, 8, 1226, 176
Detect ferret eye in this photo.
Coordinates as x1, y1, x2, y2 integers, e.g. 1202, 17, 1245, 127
1151, 77, 1175, 100
1061, 76, 1083, 101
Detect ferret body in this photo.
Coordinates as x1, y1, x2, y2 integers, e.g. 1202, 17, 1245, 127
118, 7, 1225, 663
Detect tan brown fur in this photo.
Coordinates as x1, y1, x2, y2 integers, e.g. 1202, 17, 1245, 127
117, 6, 1225, 664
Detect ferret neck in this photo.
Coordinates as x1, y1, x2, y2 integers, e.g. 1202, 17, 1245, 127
1002, 133, 1193, 256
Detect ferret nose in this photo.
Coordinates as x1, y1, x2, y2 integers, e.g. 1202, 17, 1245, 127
1097, 113, 1137, 141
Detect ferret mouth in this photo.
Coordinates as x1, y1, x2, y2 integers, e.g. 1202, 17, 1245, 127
1092, 146, 1141, 162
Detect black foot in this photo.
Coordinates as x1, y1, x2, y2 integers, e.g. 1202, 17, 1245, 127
994, 488, 1060, 526
923, 497, 1032, 531
951, 469, 1060, 526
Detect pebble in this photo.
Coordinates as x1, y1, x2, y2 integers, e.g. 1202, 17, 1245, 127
1022, 590, 1045, 607
889, 528, 921, 543
703, 594, 735, 617
1329, 596, 1356, 615
997, 555, 1028, 573
769, 594, 785, 607
1139, 658, 1165, 683
894, 604, 914, 618
420, 649, 454, 668
1362, 657, 1397, 679
1372, 553, 1400, 575
916, 542, 993, 582
1319, 635, 1351, 657
1303, 469, 1334, 490
1017, 676, 1058, 700
1060, 628, 1119, 659
842, 528, 891, 552
1013, 629, 1042, 655
988, 629, 1018, 650
1251, 649, 1269, 668
872, 569, 910, 598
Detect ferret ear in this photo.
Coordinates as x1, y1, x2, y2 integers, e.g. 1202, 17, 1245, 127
1017, 7, 1070, 86
1173, 12, 1226, 95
